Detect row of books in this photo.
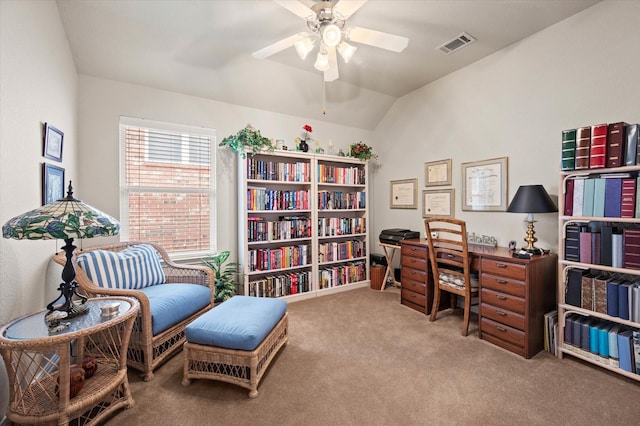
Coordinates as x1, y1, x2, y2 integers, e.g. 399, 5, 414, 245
564, 314, 640, 373
318, 240, 366, 263
247, 216, 311, 242
318, 261, 367, 290
317, 190, 366, 210
544, 310, 558, 356
318, 217, 366, 237
564, 222, 640, 269
246, 158, 310, 182
248, 270, 312, 298
561, 122, 640, 171
247, 244, 309, 272
247, 187, 309, 211
317, 164, 365, 185
564, 175, 639, 218
565, 268, 640, 321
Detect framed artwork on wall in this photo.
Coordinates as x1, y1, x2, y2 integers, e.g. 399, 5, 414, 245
42, 163, 65, 205
424, 159, 452, 186
461, 157, 509, 211
423, 189, 454, 217
43, 123, 64, 162
390, 178, 418, 209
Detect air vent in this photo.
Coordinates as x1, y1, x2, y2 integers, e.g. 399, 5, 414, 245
436, 32, 476, 55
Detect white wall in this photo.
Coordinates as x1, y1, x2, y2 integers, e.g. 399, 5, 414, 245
371, 1, 640, 258
76, 76, 373, 258
0, 0, 79, 419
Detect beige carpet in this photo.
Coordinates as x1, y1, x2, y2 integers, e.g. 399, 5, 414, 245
106, 287, 640, 425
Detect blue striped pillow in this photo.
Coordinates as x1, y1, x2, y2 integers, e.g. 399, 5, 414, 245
77, 244, 166, 289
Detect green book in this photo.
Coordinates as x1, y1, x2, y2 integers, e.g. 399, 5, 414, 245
562, 129, 577, 171
592, 178, 606, 217
582, 178, 595, 217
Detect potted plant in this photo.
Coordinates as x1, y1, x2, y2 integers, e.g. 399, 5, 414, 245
201, 250, 240, 303
219, 124, 273, 158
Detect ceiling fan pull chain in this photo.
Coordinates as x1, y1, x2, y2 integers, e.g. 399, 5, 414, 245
322, 78, 327, 115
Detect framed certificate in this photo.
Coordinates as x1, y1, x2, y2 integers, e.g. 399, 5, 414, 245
423, 189, 454, 217
461, 157, 509, 211
390, 178, 418, 209
424, 159, 452, 186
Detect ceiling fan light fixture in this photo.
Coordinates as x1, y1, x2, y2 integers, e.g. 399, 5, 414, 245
314, 50, 330, 71
337, 41, 357, 63
294, 37, 315, 60
322, 23, 342, 47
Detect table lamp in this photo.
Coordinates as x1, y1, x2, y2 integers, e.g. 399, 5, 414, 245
2, 182, 119, 320
506, 184, 557, 255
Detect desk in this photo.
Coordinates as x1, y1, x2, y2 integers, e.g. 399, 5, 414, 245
0, 297, 139, 425
400, 239, 557, 358
378, 242, 402, 291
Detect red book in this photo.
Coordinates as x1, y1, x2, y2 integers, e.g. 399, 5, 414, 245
564, 178, 575, 216
606, 122, 628, 168
579, 227, 592, 264
589, 123, 608, 168
621, 178, 637, 218
575, 127, 591, 169
623, 228, 640, 269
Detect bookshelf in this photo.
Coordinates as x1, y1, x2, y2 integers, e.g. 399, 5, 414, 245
238, 150, 370, 301
558, 163, 640, 381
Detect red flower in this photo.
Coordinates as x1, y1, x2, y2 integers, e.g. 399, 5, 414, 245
303, 125, 312, 133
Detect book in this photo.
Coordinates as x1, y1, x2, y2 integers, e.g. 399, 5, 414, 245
564, 223, 581, 262
592, 178, 606, 217
589, 320, 600, 360
573, 178, 585, 217
625, 123, 639, 166
600, 223, 613, 266
580, 317, 593, 355
598, 323, 613, 364
575, 126, 591, 169
591, 231, 601, 265
620, 178, 637, 218
589, 123, 608, 168
608, 324, 623, 368
623, 228, 640, 270
564, 178, 575, 216
581, 271, 595, 310
572, 316, 584, 355
593, 274, 608, 314
612, 230, 624, 268
582, 178, 595, 217
633, 331, 640, 373
617, 329, 635, 372
561, 129, 576, 171
632, 284, 640, 323
618, 280, 632, 320
604, 177, 622, 217
606, 122, 628, 168
606, 278, 620, 317
579, 226, 592, 264
566, 268, 585, 307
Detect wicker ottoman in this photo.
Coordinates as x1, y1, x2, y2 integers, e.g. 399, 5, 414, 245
181, 296, 288, 398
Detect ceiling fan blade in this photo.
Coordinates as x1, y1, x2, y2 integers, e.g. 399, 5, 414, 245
324, 46, 339, 82
273, 0, 315, 20
252, 34, 302, 59
333, 0, 368, 20
347, 26, 409, 52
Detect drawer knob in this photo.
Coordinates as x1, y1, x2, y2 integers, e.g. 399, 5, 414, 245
497, 279, 507, 284
496, 263, 507, 268
496, 295, 507, 300
496, 311, 507, 316
496, 326, 507, 332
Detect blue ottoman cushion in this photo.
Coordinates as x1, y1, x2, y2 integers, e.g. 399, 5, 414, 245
140, 284, 212, 335
186, 296, 287, 351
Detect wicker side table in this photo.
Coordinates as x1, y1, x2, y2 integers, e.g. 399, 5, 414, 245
0, 297, 139, 426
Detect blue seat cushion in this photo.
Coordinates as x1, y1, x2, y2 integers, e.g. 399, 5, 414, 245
186, 296, 287, 351
140, 284, 211, 335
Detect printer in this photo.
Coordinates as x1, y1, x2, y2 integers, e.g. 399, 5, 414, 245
379, 228, 421, 246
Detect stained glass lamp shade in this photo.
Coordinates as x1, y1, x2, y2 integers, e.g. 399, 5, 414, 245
2, 182, 120, 317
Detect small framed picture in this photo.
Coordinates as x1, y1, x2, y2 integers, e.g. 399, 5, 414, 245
423, 189, 454, 217
424, 159, 452, 187
43, 123, 64, 162
390, 178, 418, 209
42, 163, 65, 205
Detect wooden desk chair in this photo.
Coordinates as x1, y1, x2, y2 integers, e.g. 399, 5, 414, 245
424, 218, 479, 336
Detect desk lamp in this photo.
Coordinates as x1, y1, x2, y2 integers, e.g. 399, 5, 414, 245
506, 185, 557, 255
2, 182, 119, 319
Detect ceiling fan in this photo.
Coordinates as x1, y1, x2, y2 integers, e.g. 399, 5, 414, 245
252, 0, 409, 82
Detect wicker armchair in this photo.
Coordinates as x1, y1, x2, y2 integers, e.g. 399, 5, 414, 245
54, 241, 214, 381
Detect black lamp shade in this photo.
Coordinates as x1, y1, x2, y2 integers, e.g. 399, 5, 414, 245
507, 185, 558, 213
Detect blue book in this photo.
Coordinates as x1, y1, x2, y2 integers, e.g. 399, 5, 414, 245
566, 268, 585, 307
606, 279, 620, 317
617, 329, 635, 372
592, 178, 606, 217
581, 318, 593, 353
618, 281, 632, 320
609, 324, 622, 367
604, 178, 622, 217
572, 316, 583, 349
589, 321, 600, 356
582, 178, 595, 217
564, 314, 574, 344
598, 323, 613, 361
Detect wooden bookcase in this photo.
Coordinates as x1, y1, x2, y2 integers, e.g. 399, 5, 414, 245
558, 164, 640, 381
237, 150, 370, 300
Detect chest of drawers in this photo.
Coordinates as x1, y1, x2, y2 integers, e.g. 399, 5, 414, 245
400, 243, 430, 314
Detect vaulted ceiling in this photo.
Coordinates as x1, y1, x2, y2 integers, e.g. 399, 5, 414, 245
56, 0, 600, 130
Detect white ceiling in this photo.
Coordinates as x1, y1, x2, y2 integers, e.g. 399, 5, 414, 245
56, 0, 600, 130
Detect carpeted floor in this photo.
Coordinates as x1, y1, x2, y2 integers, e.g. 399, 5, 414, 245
105, 287, 640, 425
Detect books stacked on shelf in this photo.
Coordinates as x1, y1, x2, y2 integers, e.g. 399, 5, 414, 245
544, 310, 558, 355
563, 174, 638, 218
318, 240, 366, 263
561, 122, 638, 171
318, 217, 366, 237
317, 190, 366, 210
247, 216, 311, 242
248, 270, 312, 297
248, 244, 309, 272
317, 163, 365, 185
247, 187, 309, 211
246, 157, 310, 182
564, 221, 640, 269
564, 267, 640, 321
318, 261, 366, 289
564, 313, 640, 374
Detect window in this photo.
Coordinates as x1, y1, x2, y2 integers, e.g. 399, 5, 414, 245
119, 117, 216, 259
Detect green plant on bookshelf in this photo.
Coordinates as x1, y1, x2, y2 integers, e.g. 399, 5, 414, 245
219, 124, 273, 158
201, 250, 240, 303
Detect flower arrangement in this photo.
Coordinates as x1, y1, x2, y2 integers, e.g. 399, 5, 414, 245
349, 141, 377, 161
219, 124, 273, 158
303, 124, 313, 141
